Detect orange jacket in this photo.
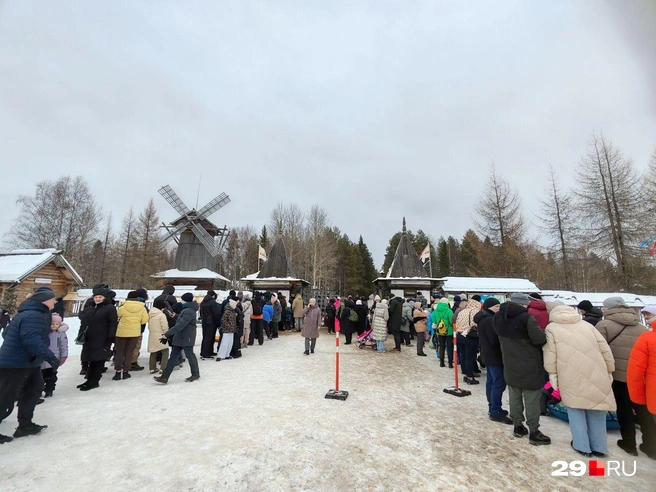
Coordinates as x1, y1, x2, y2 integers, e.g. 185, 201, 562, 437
627, 330, 656, 414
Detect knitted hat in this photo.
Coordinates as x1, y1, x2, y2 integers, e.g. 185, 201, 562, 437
439, 298, 450, 304
603, 296, 625, 309
127, 291, 139, 299
207, 290, 217, 299
483, 298, 500, 310
92, 284, 109, 297
576, 300, 593, 312
51, 313, 63, 324
510, 293, 530, 306
453, 295, 461, 302
31, 287, 55, 303
135, 288, 148, 300
471, 294, 481, 302
528, 293, 542, 301
374, 295, 381, 301
414, 302, 421, 309
356, 300, 362, 305
181, 293, 194, 302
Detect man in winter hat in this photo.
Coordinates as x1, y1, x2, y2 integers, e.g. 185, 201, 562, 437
577, 300, 603, 327
0, 287, 60, 443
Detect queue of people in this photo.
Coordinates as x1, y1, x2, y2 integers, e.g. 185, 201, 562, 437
0, 284, 654, 462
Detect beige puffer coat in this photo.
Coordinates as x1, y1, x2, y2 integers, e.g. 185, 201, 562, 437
292, 295, 304, 317
595, 306, 648, 382
147, 307, 169, 353
543, 306, 616, 411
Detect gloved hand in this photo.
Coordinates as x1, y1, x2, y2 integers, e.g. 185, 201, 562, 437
46, 354, 60, 370
59, 356, 67, 366
160, 337, 169, 345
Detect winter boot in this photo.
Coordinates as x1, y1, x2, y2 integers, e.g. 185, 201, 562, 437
513, 425, 529, 438
112, 372, 122, 381
303, 350, 309, 355
35, 399, 44, 405
13, 423, 47, 438
44, 391, 53, 398
639, 443, 656, 460
463, 377, 479, 385
122, 372, 131, 380
529, 430, 551, 446
448, 362, 454, 368
489, 414, 513, 425
185, 375, 200, 382
617, 439, 637, 456
79, 382, 99, 392
130, 362, 144, 371
570, 441, 591, 457
0, 434, 12, 444
153, 376, 168, 384
440, 360, 446, 367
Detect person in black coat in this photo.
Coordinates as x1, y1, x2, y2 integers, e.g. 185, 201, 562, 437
248, 292, 265, 346
325, 299, 336, 334
78, 288, 118, 391
339, 300, 355, 344
0, 309, 10, 336
474, 298, 510, 424
199, 290, 222, 359
387, 295, 404, 351
154, 285, 178, 328
354, 300, 368, 336
576, 300, 603, 327
493, 293, 549, 445
52, 298, 65, 319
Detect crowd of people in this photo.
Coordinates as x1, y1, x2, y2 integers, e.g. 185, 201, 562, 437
0, 284, 654, 462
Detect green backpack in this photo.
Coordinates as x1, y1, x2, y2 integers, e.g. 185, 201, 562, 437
348, 308, 359, 323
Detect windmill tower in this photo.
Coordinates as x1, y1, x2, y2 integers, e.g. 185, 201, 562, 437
158, 185, 231, 271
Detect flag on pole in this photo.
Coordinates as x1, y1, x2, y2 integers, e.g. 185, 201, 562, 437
258, 245, 268, 262
419, 243, 430, 263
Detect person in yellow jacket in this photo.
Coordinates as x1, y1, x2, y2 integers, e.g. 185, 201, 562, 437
113, 291, 149, 380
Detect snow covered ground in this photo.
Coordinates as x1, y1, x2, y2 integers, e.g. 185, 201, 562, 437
0, 318, 654, 491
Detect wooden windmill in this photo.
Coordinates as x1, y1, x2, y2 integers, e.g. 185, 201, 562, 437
158, 185, 231, 271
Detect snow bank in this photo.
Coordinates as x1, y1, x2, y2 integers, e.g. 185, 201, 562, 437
0, 321, 654, 491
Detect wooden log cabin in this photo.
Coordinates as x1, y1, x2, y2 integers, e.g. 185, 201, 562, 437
0, 249, 84, 315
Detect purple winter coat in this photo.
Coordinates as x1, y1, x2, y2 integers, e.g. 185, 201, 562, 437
41, 322, 69, 369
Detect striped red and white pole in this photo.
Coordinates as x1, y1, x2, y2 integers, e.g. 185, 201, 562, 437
325, 313, 348, 400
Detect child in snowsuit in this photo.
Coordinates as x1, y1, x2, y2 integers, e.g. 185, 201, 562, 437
540, 381, 561, 416
41, 313, 69, 397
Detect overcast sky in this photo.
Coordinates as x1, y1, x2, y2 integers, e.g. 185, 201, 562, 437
1, 0, 655, 268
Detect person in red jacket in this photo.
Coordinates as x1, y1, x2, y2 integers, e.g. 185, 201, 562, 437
528, 293, 549, 331
626, 330, 656, 459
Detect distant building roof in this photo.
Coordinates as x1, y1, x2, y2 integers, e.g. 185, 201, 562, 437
0, 249, 83, 285
151, 268, 230, 282
258, 238, 295, 279
441, 276, 539, 294
541, 290, 656, 308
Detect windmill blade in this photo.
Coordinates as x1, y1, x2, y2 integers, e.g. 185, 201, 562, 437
159, 185, 191, 217
197, 192, 230, 220
161, 221, 188, 243
191, 222, 219, 257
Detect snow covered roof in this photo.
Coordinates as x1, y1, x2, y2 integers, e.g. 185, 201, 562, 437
441, 276, 539, 294
541, 290, 656, 308
151, 268, 230, 282
0, 248, 83, 285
